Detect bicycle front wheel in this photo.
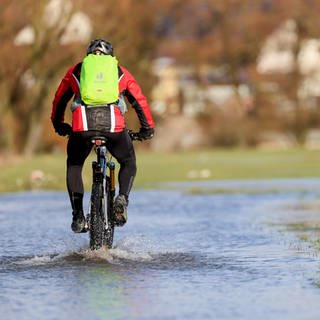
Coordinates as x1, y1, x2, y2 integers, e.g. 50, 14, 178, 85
89, 182, 105, 250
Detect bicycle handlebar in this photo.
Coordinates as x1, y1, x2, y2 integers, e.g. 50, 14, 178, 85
68, 130, 144, 142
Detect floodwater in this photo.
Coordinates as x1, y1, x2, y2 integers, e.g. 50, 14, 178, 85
1, 179, 320, 320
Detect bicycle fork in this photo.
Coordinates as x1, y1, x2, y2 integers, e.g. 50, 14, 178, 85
99, 146, 116, 230
105, 160, 115, 229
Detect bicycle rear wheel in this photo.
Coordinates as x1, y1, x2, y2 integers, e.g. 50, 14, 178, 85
89, 182, 105, 250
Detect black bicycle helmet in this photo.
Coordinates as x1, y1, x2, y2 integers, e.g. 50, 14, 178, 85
86, 39, 114, 56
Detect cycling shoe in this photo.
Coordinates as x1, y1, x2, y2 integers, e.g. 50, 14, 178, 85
71, 210, 86, 233
114, 194, 128, 226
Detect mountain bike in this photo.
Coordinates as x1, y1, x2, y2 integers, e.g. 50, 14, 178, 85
85, 131, 141, 250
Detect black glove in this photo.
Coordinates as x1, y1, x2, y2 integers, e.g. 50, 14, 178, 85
138, 127, 154, 140
54, 122, 72, 136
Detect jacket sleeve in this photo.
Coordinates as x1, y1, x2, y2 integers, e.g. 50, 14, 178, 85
120, 66, 155, 129
51, 67, 74, 126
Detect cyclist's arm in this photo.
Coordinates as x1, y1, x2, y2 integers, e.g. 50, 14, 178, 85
119, 66, 154, 129
51, 68, 74, 126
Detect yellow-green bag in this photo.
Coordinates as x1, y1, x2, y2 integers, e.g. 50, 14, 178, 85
80, 54, 119, 105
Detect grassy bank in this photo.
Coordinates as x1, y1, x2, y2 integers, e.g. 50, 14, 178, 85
0, 147, 319, 193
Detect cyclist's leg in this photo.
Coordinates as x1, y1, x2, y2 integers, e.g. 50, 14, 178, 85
105, 130, 137, 200
67, 132, 93, 231
105, 130, 136, 225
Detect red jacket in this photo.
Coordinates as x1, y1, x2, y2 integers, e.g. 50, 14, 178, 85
51, 62, 154, 132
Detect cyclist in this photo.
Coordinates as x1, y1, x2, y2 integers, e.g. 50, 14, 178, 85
51, 38, 155, 233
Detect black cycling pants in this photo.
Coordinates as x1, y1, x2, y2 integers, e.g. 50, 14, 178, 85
66, 130, 136, 211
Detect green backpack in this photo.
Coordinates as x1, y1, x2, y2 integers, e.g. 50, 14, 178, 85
80, 54, 119, 105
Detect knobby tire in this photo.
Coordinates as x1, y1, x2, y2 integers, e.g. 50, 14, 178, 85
90, 182, 104, 250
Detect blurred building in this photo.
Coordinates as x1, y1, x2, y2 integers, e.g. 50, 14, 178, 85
257, 19, 320, 101
151, 58, 253, 118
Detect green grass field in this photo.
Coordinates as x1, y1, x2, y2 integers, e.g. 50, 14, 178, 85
0, 147, 319, 193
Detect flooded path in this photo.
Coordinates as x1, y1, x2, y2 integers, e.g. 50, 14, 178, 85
1, 178, 320, 320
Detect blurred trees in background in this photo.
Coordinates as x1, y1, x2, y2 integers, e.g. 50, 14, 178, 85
1, 0, 320, 155
0, 0, 154, 155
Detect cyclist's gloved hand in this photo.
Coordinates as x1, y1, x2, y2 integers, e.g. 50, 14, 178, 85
54, 122, 72, 136
138, 127, 154, 140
